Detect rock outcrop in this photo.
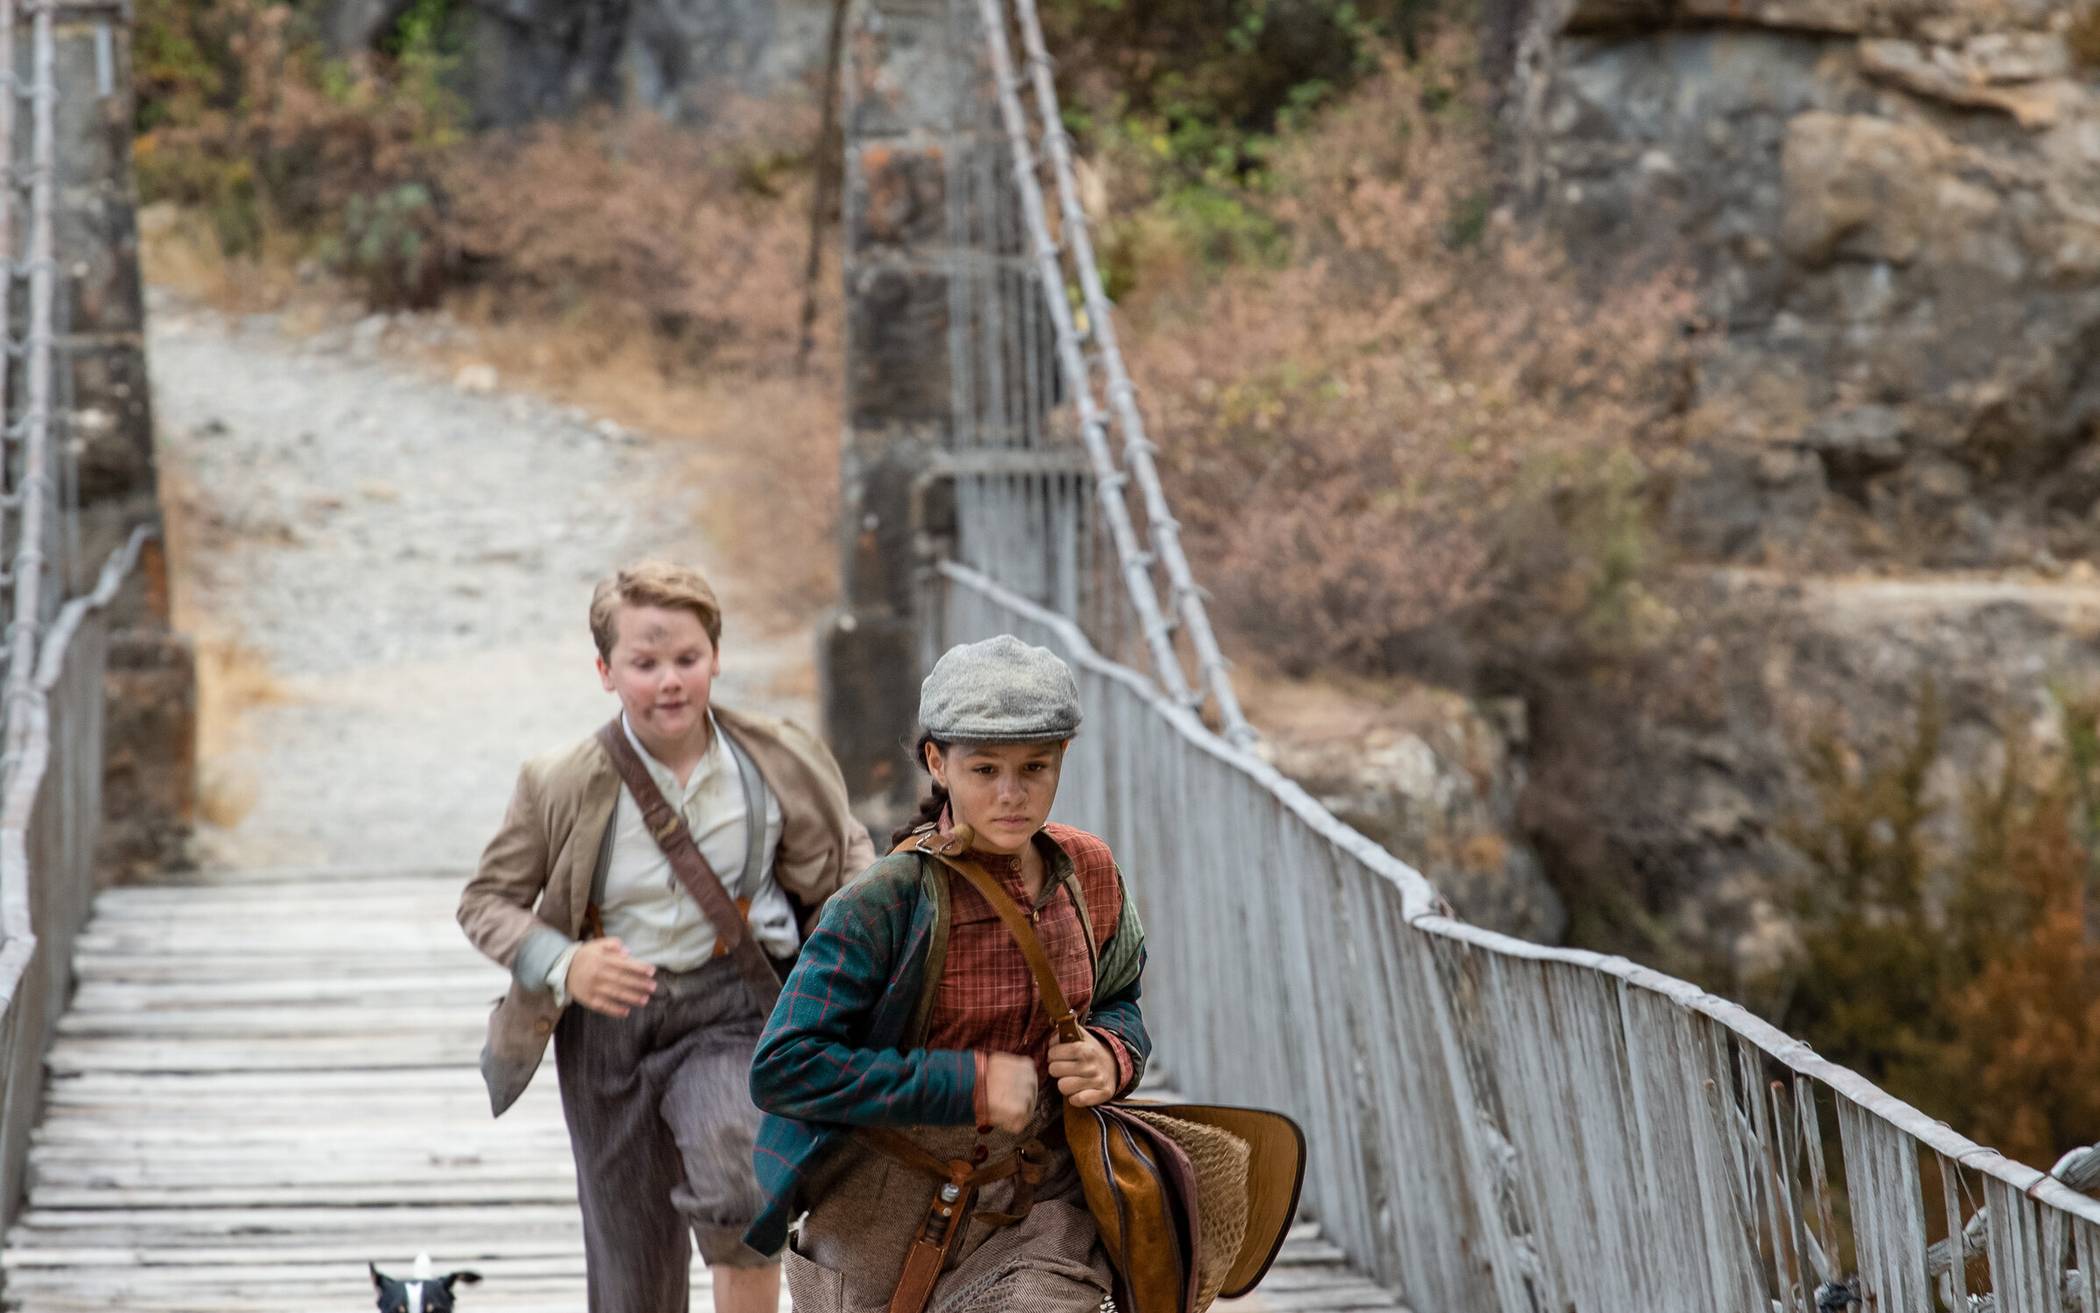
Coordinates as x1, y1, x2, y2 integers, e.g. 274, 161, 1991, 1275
322, 0, 837, 126
1483, 0, 2100, 981
1251, 680, 1565, 942
1509, 0, 2100, 568
1514, 568, 2100, 983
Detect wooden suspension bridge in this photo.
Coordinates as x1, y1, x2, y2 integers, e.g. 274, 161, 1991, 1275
0, 861, 1401, 1311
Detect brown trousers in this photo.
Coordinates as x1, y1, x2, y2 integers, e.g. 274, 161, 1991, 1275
554, 955, 776, 1313
784, 1109, 1115, 1313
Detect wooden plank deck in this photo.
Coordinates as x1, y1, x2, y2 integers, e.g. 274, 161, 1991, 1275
1, 866, 1406, 1312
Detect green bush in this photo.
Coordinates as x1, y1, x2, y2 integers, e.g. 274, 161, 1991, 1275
1039, 0, 1459, 184
325, 182, 448, 308
132, 0, 462, 273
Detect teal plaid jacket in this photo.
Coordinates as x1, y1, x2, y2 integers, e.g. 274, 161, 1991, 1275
743, 826, 1149, 1255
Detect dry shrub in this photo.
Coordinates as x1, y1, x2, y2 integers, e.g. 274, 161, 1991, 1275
443, 108, 817, 373
1771, 686, 2100, 1169
680, 373, 842, 623
134, 0, 458, 297
161, 457, 292, 830
423, 106, 840, 614
190, 638, 292, 829
1947, 784, 2100, 1165
1122, 31, 1694, 674
137, 202, 307, 313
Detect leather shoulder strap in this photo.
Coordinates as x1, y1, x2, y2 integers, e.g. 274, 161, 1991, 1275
597, 719, 783, 1006
891, 833, 1086, 1044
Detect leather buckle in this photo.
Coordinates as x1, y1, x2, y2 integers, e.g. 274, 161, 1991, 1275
712, 897, 754, 958
916, 825, 977, 858
918, 1165, 974, 1244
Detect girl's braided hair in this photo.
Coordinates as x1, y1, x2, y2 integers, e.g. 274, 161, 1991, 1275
889, 732, 948, 847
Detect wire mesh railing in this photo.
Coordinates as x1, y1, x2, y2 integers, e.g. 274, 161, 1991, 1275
937, 561, 2100, 1313
923, 2, 2100, 1306
934, 0, 1252, 744
0, 0, 136, 1233
0, 0, 86, 760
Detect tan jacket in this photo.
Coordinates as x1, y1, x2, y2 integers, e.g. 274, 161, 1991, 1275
458, 704, 877, 1116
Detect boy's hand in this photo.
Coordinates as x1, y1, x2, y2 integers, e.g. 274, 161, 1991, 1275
1048, 1032, 1118, 1108
567, 938, 656, 1017
983, 1052, 1039, 1132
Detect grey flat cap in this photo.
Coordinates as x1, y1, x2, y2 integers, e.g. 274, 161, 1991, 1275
919, 634, 1082, 743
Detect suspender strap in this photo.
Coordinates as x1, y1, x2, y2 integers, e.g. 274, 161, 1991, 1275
721, 726, 769, 896
594, 719, 783, 1009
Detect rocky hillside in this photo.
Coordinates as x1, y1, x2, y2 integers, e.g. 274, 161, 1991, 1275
1465, 0, 2100, 985
321, 0, 835, 124
1510, 0, 2100, 569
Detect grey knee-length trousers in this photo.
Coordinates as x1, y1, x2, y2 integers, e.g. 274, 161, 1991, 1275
554, 954, 776, 1313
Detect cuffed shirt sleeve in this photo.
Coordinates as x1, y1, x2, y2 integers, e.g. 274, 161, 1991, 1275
513, 925, 577, 999
1089, 1025, 1138, 1099
542, 941, 585, 1008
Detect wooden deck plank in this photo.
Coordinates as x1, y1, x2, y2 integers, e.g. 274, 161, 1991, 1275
1, 864, 1408, 1313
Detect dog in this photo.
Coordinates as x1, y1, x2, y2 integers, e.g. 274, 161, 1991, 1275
369, 1253, 481, 1313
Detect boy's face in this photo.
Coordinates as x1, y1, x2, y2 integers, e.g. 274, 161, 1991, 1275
596, 604, 720, 748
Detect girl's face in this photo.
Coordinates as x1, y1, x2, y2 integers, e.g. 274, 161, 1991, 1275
926, 739, 1067, 856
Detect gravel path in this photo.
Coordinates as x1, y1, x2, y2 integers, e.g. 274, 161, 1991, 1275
150, 295, 819, 872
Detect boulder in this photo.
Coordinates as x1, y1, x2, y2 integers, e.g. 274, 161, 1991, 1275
1249, 678, 1565, 942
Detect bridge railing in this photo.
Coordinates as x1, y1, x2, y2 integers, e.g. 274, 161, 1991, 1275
938, 560, 2100, 1313
0, 0, 128, 1231
0, 530, 143, 1225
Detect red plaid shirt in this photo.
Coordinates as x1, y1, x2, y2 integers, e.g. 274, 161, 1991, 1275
923, 823, 1135, 1122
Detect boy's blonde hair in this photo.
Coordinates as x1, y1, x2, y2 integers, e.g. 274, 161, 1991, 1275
589, 561, 723, 658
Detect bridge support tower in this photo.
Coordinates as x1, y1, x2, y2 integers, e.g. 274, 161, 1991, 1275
824, 0, 960, 823
38, 1, 193, 872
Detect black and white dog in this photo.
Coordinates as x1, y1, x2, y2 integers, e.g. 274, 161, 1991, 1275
369, 1254, 481, 1313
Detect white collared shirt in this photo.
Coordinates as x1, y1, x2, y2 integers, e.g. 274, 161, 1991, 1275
544, 712, 796, 1003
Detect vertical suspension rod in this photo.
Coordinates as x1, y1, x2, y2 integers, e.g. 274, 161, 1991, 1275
0, 0, 16, 662
1007, 0, 1254, 745
972, 0, 1192, 705
4, 0, 53, 759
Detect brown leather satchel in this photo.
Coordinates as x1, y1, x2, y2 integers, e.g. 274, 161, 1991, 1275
902, 832, 1307, 1313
